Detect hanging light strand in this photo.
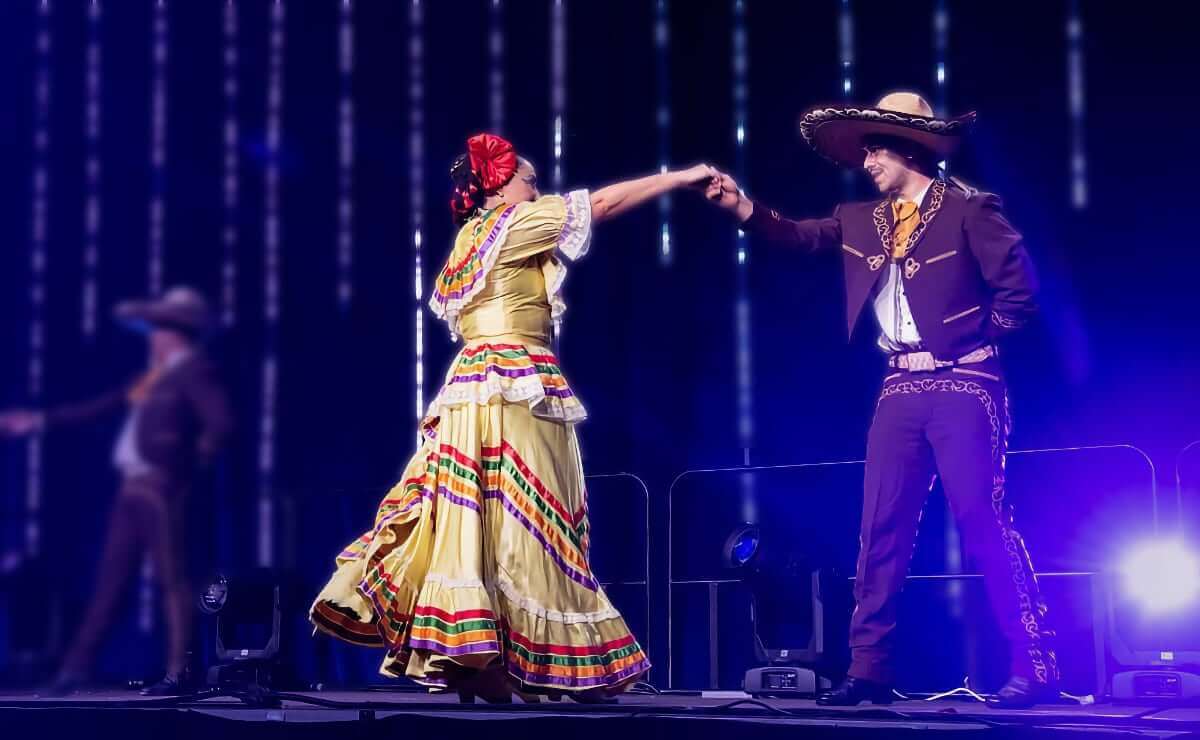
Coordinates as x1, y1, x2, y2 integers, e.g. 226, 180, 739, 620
258, 0, 286, 568
839, 0, 855, 197
221, 0, 239, 327
933, 0, 950, 173
655, 0, 672, 265
410, 0, 425, 425
550, 0, 566, 192
489, 0, 504, 134
26, 0, 53, 558
732, 0, 753, 463
82, 0, 103, 337
337, 0, 355, 309
147, 0, 168, 295
1067, 0, 1088, 209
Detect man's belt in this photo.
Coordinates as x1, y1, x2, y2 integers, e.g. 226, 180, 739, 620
889, 345, 996, 372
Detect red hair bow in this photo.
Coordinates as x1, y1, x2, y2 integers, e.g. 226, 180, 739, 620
467, 133, 518, 192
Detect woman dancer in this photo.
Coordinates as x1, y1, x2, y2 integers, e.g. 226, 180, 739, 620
311, 133, 715, 702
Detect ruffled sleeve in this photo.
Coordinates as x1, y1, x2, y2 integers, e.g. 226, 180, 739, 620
497, 190, 592, 265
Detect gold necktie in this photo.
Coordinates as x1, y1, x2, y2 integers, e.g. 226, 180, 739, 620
127, 367, 162, 404
891, 200, 920, 259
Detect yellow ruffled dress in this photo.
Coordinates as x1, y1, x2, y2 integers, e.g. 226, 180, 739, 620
310, 191, 650, 692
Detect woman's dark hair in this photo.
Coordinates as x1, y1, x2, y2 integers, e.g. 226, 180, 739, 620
450, 154, 486, 225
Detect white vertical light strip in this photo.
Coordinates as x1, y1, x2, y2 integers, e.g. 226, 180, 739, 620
1067, 0, 1087, 210
549, 0, 567, 346
839, 0, 855, 198
933, 0, 949, 173
148, 0, 168, 295
930, 0, 963, 620
933, 0, 948, 115
138, 558, 155, 631
732, 0, 755, 522
221, 0, 239, 328
550, 0, 566, 192
257, 356, 277, 567
655, 0, 671, 266
732, 0, 753, 483
410, 0, 425, 425
839, 0, 854, 99
489, 0, 504, 134
26, 0, 52, 558
258, 0, 286, 568
337, 0, 355, 310
82, 0, 102, 338
140, 0, 169, 632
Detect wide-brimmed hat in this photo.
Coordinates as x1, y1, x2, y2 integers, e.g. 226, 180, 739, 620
799, 91, 976, 168
114, 286, 214, 337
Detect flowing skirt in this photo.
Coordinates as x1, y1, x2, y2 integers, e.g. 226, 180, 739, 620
311, 355, 649, 692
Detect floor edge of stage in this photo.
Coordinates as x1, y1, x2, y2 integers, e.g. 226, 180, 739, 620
2, 690, 1198, 738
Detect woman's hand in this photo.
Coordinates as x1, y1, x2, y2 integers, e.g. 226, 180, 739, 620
673, 163, 720, 190
0, 409, 44, 437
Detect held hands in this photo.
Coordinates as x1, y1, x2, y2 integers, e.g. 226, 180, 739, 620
0, 409, 44, 437
671, 164, 753, 221
703, 170, 754, 222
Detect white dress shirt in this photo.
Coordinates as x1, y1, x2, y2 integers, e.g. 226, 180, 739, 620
872, 180, 931, 353
112, 348, 192, 477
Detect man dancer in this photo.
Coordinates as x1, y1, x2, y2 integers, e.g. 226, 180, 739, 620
1, 287, 233, 696
705, 92, 1057, 708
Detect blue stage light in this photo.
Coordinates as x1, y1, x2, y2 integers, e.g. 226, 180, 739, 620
200, 573, 230, 615
724, 523, 761, 569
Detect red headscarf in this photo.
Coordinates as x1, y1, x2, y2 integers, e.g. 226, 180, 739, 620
467, 133, 518, 192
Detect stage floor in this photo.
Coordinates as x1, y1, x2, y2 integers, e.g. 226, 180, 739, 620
2, 688, 1198, 738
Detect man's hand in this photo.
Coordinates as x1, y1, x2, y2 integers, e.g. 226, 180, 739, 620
704, 171, 754, 222
0, 410, 44, 437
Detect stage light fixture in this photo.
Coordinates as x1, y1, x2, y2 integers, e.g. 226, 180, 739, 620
199, 572, 230, 615
722, 524, 850, 697
198, 571, 282, 698
1120, 540, 1200, 614
1095, 539, 1200, 703
723, 523, 760, 569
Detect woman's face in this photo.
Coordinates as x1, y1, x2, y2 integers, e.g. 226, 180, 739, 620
498, 159, 539, 203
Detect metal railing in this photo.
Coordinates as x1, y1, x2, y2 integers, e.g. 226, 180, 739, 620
584, 472, 652, 679
667, 458, 865, 688
664, 444, 1159, 689
1175, 440, 1200, 532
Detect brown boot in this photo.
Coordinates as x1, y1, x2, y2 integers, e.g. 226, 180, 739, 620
456, 666, 513, 704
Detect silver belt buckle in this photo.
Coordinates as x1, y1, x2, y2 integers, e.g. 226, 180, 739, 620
906, 351, 937, 372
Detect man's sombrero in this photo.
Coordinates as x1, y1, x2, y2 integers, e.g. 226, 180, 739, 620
799, 91, 976, 168
114, 285, 215, 337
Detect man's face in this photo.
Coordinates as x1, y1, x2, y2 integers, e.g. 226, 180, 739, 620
149, 327, 189, 364
862, 144, 912, 194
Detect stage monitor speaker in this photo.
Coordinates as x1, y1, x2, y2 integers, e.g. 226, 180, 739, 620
1111, 670, 1200, 702
1094, 573, 1200, 703
744, 666, 822, 697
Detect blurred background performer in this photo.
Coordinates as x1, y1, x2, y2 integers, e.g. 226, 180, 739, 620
0, 287, 233, 696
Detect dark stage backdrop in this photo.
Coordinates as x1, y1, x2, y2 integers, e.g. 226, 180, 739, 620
0, 1, 1196, 689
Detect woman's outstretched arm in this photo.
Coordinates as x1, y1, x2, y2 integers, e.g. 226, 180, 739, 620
589, 164, 717, 224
